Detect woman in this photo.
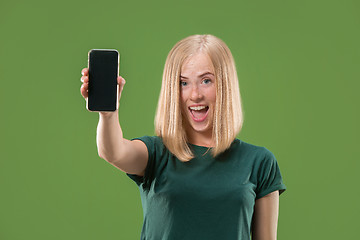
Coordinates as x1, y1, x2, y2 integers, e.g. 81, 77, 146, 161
80, 34, 286, 240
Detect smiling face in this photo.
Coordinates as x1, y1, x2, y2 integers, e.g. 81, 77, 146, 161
180, 52, 216, 146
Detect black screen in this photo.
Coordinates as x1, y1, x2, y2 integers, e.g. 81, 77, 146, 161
88, 49, 118, 111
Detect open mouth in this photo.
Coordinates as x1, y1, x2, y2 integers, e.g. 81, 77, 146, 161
188, 106, 209, 122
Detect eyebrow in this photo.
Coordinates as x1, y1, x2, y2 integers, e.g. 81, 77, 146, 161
180, 72, 214, 79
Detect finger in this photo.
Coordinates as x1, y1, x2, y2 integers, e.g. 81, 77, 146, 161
81, 68, 89, 76
80, 83, 89, 98
119, 76, 126, 89
81, 75, 89, 83
118, 76, 126, 98
118, 76, 126, 86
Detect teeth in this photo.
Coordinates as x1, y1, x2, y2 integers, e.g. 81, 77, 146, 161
189, 106, 206, 111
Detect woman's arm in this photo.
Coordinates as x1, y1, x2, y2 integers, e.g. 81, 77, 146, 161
251, 191, 280, 240
96, 111, 148, 176
81, 68, 148, 176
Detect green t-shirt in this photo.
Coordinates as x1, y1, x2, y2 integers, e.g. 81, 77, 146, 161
127, 136, 286, 240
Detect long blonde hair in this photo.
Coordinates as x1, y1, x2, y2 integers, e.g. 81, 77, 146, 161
155, 34, 244, 162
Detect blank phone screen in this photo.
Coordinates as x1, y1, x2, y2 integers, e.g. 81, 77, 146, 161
88, 49, 119, 111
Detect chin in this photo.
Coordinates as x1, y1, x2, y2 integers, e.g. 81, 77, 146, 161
191, 123, 209, 132
188, 120, 212, 134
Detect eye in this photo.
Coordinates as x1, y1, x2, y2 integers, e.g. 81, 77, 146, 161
202, 78, 212, 84
180, 81, 187, 87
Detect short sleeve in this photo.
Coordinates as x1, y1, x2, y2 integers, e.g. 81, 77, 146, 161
255, 149, 286, 199
126, 136, 157, 189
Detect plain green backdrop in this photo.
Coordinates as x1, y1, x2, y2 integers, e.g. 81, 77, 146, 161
1, 0, 359, 239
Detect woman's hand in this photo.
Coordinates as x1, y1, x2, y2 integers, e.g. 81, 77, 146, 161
80, 68, 126, 115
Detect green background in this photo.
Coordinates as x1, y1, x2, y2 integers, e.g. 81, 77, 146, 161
1, 0, 359, 239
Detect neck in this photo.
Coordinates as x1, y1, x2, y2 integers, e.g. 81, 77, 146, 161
186, 130, 215, 147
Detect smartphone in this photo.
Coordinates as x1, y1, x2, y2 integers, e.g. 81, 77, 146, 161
86, 49, 119, 111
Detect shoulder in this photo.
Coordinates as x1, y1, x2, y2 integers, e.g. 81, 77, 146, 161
132, 135, 162, 144
131, 135, 170, 160
127, 136, 169, 188
223, 139, 279, 172
132, 135, 164, 150
228, 138, 274, 159
230, 139, 286, 198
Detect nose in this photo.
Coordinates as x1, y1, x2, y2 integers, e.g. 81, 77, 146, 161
190, 84, 203, 101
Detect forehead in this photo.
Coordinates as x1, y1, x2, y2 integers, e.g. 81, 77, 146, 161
180, 52, 214, 76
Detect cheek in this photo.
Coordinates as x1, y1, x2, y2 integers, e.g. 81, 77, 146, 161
180, 88, 190, 103
180, 93, 185, 105
207, 87, 217, 103
180, 91, 188, 111
211, 91, 216, 102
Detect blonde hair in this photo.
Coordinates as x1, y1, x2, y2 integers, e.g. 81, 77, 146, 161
155, 34, 244, 162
